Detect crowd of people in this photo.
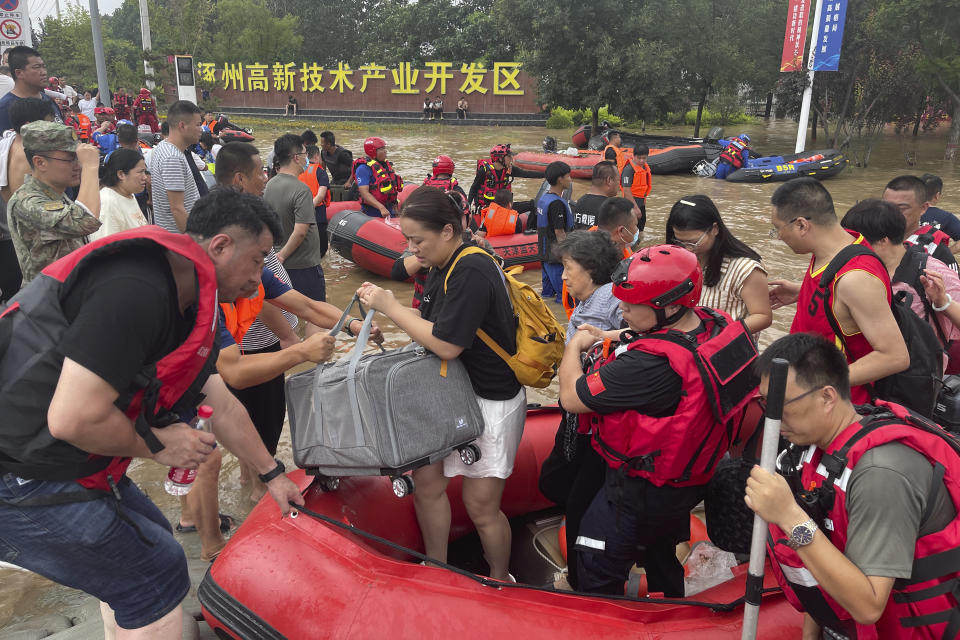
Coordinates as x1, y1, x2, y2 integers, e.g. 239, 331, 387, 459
1, 47, 960, 638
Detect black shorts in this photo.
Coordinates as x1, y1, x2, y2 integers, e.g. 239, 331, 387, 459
228, 342, 286, 455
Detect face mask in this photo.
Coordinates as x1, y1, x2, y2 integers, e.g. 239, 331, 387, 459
622, 226, 639, 246
303, 160, 310, 173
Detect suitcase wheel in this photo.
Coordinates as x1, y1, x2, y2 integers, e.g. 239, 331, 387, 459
392, 475, 415, 498
458, 444, 482, 466
319, 477, 340, 492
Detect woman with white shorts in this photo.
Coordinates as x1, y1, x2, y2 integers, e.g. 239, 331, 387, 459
358, 186, 525, 581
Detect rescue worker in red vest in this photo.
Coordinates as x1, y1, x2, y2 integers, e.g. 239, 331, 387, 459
767, 177, 909, 405
714, 133, 751, 180
479, 188, 523, 237
620, 144, 651, 231
558, 245, 757, 596
422, 154, 467, 199
298, 144, 331, 257
134, 87, 160, 133
883, 174, 959, 272
468, 143, 540, 216
0, 188, 303, 639
354, 136, 403, 218
746, 332, 960, 639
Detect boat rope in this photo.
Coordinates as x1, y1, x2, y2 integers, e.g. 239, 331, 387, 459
289, 499, 782, 613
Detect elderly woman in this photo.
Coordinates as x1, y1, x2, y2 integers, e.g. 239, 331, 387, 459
539, 229, 624, 589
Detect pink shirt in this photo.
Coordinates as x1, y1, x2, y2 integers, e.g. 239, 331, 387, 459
892, 254, 960, 370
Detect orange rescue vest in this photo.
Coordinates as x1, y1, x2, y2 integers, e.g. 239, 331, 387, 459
623, 157, 652, 200
299, 163, 332, 206
220, 284, 266, 347
481, 203, 519, 237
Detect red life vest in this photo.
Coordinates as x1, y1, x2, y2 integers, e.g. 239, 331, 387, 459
768, 400, 960, 639
476, 159, 513, 205
363, 158, 402, 206
135, 95, 155, 115
907, 224, 959, 273
718, 138, 748, 168
790, 233, 891, 404
220, 284, 265, 347
481, 202, 519, 237
0, 227, 219, 493
298, 163, 332, 207
422, 175, 459, 191
580, 307, 758, 486
113, 95, 131, 120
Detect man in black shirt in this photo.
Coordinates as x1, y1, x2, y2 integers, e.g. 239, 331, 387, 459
0, 189, 304, 638
319, 130, 354, 198
573, 161, 620, 229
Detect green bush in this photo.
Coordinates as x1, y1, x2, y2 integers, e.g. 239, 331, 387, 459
546, 108, 574, 129
683, 108, 756, 126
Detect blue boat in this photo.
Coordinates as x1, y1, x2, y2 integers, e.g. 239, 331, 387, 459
725, 148, 847, 183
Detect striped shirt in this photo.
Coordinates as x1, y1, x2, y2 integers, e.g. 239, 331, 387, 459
147, 140, 200, 233
242, 249, 299, 350
699, 255, 766, 327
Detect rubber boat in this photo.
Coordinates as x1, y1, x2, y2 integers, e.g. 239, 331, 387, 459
198, 405, 803, 639
514, 143, 722, 179
329, 210, 540, 277
571, 124, 724, 150
725, 149, 847, 183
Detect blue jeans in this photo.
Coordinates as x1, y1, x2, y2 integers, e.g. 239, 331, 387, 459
541, 262, 564, 303
0, 473, 190, 629
287, 264, 326, 302
361, 203, 397, 218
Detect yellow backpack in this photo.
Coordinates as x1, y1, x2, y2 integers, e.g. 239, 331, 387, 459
445, 246, 566, 388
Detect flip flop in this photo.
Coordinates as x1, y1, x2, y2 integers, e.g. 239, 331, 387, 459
175, 513, 234, 534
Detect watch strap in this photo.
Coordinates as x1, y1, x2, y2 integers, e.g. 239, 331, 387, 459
787, 518, 818, 550
257, 459, 285, 484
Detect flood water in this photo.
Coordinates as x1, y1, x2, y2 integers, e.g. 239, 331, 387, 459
3, 118, 959, 628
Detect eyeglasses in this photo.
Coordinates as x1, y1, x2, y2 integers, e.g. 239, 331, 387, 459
768, 216, 812, 239
672, 229, 709, 251
783, 386, 823, 406
38, 154, 78, 164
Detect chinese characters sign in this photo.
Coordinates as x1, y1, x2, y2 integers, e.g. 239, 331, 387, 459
811, 0, 848, 71
0, 0, 31, 50
198, 61, 525, 96
780, 0, 809, 72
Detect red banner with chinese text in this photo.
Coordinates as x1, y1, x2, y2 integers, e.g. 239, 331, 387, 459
781, 0, 810, 72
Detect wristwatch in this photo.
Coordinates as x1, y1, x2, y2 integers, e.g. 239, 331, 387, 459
257, 459, 286, 484
343, 318, 358, 337
787, 518, 819, 550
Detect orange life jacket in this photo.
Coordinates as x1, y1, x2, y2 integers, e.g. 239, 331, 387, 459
561, 229, 633, 319
298, 163, 332, 206
220, 284, 265, 347
603, 145, 629, 174
76, 114, 92, 142
481, 202, 519, 237
623, 157, 652, 199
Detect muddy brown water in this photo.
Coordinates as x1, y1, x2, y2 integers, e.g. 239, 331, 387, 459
3, 119, 959, 628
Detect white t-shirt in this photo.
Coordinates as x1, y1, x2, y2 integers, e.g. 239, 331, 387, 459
62, 85, 77, 101
78, 98, 96, 120
88, 187, 147, 241
0, 75, 14, 100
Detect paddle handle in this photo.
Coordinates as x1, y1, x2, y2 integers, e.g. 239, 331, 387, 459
741, 357, 789, 640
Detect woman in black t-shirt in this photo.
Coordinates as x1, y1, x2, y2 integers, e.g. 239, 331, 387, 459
358, 187, 525, 582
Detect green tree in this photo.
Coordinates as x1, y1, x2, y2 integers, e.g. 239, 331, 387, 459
207, 0, 301, 65
879, 0, 960, 160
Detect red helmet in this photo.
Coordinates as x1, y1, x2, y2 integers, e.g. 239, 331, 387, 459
363, 136, 386, 159
48, 76, 59, 86
432, 154, 454, 176
139, 88, 150, 95
612, 244, 702, 313
490, 144, 511, 163
94, 106, 108, 116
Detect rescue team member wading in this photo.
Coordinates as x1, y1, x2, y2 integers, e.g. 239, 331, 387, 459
767, 178, 909, 404
353, 136, 402, 218
559, 245, 758, 596
0, 188, 303, 638
714, 133, 750, 180
746, 333, 960, 640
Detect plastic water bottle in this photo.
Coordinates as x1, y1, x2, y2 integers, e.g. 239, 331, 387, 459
163, 405, 214, 496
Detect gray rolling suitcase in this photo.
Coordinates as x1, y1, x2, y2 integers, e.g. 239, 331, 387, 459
287, 295, 485, 496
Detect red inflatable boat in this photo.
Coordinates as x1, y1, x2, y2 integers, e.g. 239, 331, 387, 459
329, 209, 540, 277
199, 406, 803, 639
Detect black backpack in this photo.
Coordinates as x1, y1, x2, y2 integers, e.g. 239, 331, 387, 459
818, 244, 943, 418
891, 245, 951, 349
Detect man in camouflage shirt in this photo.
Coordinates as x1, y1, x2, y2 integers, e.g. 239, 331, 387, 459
8, 120, 101, 282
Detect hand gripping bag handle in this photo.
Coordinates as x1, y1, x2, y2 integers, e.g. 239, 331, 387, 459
313, 293, 379, 449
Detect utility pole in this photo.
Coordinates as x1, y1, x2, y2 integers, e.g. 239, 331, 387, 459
55, 0, 61, 19
795, 0, 824, 153
139, 0, 155, 90
88, 0, 111, 106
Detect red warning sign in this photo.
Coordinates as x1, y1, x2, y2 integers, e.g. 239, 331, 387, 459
0, 19, 21, 39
